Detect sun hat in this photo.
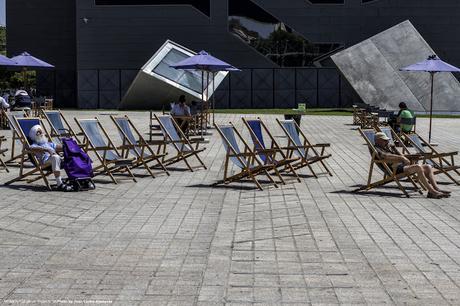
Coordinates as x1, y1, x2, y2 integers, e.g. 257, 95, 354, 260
375, 132, 390, 141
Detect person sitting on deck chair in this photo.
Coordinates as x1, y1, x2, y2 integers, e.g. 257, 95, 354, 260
171, 95, 191, 132
29, 125, 72, 192
374, 132, 450, 199
396, 102, 414, 133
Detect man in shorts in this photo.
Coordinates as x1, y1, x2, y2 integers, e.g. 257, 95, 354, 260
374, 132, 450, 199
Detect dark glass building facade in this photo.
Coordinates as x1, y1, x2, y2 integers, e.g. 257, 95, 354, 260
6, 0, 460, 108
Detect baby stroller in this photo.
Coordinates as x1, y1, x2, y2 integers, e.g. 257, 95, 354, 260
61, 138, 95, 191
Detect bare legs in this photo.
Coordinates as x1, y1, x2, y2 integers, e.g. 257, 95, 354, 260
403, 164, 444, 197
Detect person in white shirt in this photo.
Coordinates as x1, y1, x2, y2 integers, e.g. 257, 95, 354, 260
29, 125, 73, 192
0, 96, 9, 109
171, 95, 192, 132
171, 95, 191, 117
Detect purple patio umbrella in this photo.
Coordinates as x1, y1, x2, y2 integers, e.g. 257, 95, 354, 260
10, 52, 54, 69
0, 54, 19, 67
400, 55, 460, 142
10, 52, 55, 91
170, 50, 239, 126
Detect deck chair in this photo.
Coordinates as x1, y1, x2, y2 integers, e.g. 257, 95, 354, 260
3, 109, 27, 163
215, 123, 278, 190
242, 118, 300, 183
352, 105, 365, 126
377, 126, 412, 155
0, 136, 8, 172
75, 118, 136, 184
154, 114, 206, 171
276, 118, 333, 177
404, 132, 460, 185
42, 110, 83, 143
110, 115, 169, 178
4, 117, 55, 190
356, 128, 422, 197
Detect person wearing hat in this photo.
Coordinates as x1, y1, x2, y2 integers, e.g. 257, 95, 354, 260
374, 132, 450, 199
29, 124, 73, 192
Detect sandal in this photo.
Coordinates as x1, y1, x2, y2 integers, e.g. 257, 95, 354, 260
56, 183, 73, 192
427, 192, 444, 199
436, 189, 452, 195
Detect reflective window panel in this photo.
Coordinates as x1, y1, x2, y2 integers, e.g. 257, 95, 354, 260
229, 0, 342, 67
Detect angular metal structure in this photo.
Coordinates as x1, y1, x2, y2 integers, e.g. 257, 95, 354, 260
332, 20, 460, 113
119, 40, 228, 110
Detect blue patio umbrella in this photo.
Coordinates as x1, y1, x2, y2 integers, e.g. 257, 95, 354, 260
0, 54, 19, 67
170, 50, 239, 125
10, 52, 55, 91
400, 55, 460, 142
10, 52, 54, 69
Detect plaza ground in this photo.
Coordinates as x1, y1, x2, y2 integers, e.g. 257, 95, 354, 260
0, 111, 459, 305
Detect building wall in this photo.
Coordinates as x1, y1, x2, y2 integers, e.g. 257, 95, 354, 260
7, 0, 460, 108
6, 0, 77, 107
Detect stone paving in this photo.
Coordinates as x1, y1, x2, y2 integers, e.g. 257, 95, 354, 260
0, 111, 459, 305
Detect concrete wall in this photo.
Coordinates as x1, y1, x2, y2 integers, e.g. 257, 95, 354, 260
7, 0, 460, 108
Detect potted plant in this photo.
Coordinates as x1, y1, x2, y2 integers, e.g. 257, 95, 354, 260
284, 102, 307, 126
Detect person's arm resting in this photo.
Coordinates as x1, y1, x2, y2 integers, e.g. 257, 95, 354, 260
379, 151, 410, 165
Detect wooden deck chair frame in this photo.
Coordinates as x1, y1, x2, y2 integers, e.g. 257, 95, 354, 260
41, 109, 84, 144
276, 118, 333, 178
154, 114, 206, 172
215, 122, 278, 190
4, 117, 55, 190
0, 135, 9, 172
2, 109, 28, 163
376, 126, 412, 155
352, 105, 365, 126
110, 115, 170, 178
75, 117, 136, 184
242, 117, 300, 184
356, 128, 423, 197
403, 131, 460, 185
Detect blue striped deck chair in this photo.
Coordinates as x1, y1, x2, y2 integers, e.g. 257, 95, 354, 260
3, 109, 26, 163
404, 132, 460, 185
111, 115, 169, 178
242, 118, 300, 183
42, 110, 83, 144
75, 118, 136, 184
5, 117, 55, 190
276, 118, 332, 178
0, 133, 7, 172
215, 122, 278, 190
357, 128, 422, 197
154, 114, 206, 172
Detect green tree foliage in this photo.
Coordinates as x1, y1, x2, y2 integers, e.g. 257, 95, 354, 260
0, 26, 36, 91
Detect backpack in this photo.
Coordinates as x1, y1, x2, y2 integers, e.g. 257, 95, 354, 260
61, 138, 95, 191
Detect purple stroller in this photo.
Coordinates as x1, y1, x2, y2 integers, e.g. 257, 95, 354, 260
61, 138, 95, 191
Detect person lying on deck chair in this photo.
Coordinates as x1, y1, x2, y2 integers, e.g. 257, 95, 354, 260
374, 132, 450, 199
29, 125, 73, 192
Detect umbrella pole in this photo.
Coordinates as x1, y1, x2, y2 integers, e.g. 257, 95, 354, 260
429, 72, 435, 143
22, 69, 27, 91
201, 70, 204, 138
212, 72, 216, 125
206, 71, 210, 130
